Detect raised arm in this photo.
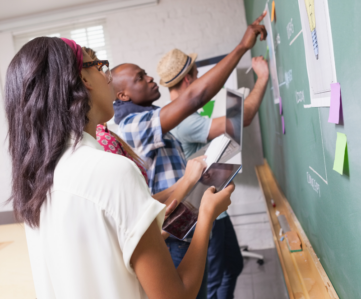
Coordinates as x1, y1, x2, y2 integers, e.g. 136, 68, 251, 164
131, 183, 235, 299
207, 117, 226, 141
243, 56, 269, 126
159, 12, 268, 134
207, 55, 269, 140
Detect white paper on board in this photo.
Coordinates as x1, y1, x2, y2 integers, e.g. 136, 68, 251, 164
298, 0, 337, 108
264, 3, 280, 105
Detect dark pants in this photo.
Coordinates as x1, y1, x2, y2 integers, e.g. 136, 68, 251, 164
207, 215, 243, 299
166, 238, 208, 299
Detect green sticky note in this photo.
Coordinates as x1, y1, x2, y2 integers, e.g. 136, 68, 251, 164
264, 46, 269, 60
333, 133, 347, 175
199, 100, 215, 118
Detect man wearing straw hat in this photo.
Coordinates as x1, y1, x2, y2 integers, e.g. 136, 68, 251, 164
157, 49, 269, 299
111, 12, 268, 299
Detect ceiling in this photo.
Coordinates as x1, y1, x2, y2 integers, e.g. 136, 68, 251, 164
0, 0, 106, 21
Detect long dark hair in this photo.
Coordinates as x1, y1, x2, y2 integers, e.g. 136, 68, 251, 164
5, 37, 90, 227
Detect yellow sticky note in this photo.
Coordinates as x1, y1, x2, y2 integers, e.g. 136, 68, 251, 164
271, 1, 275, 22
333, 133, 347, 175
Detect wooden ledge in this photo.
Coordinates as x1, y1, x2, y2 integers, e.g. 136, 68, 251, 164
255, 160, 338, 299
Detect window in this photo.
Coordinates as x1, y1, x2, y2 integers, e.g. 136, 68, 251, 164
14, 19, 112, 65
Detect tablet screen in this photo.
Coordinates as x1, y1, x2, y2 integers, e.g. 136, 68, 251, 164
201, 163, 242, 191
162, 163, 242, 240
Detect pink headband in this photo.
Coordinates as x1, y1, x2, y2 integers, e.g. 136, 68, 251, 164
60, 38, 83, 73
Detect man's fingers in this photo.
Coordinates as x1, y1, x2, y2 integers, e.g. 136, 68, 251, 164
253, 25, 267, 41
251, 25, 267, 41
197, 155, 208, 165
260, 26, 267, 41
195, 155, 207, 161
254, 56, 263, 62
252, 10, 267, 25
193, 155, 207, 168
258, 25, 267, 40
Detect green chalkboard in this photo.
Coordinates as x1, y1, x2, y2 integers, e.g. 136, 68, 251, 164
244, 1, 361, 298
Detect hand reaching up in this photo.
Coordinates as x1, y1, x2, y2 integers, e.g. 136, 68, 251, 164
252, 56, 269, 81
240, 11, 268, 50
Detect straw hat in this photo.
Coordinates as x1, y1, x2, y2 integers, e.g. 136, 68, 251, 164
157, 49, 198, 88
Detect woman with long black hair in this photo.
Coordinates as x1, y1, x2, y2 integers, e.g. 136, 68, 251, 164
5, 37, 234, 299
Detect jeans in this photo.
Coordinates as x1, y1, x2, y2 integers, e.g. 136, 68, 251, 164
166, 238, 208, 299
207, 215, 243, 299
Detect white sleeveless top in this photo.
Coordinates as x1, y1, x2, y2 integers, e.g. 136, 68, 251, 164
25, 132, 165, 299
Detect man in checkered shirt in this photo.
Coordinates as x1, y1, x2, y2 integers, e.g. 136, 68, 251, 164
118, 108, 187, 194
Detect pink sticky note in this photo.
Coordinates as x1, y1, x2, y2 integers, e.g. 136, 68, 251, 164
279, 97, 283, 115
328, 83, 342, 124
282, 116, 285, 134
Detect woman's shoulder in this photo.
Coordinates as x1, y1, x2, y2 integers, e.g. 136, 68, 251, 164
68, 147, 148, 202
90, 150, 153, 213
96, 149, 140, 177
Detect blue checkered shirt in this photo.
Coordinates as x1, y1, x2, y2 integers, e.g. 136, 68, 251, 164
117, 108, 187, 194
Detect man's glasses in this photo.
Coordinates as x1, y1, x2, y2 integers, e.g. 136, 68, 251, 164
82, 60, 112, 84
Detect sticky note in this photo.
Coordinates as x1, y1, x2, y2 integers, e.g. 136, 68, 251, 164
333, 132, 347, 175
328, 83, 342, 124
271, 1, 275, 22
199, 100, 215, 118
279, 97, 283, 115
282, 116, 285, 134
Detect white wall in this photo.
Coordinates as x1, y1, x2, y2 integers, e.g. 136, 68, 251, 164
106, 0, 252, 106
